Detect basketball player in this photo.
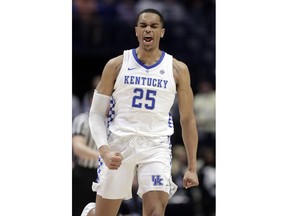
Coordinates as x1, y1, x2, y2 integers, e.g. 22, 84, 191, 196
82, 8, 199, 216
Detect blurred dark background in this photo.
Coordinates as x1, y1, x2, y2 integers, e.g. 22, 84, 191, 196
72, 0, 215, 215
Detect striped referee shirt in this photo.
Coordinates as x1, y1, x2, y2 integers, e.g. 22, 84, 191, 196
72, 112, 98, 169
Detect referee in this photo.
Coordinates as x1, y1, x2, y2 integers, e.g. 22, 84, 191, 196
72, 91, 99, 216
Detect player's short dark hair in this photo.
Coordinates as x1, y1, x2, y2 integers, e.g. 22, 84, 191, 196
136, 8, 165, 27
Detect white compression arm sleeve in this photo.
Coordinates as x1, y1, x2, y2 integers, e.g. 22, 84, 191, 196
89, 90, 111, 149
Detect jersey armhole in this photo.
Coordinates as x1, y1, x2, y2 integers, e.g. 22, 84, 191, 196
114, 50, 130, 90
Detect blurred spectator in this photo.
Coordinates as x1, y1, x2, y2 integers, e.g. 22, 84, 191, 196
73, 0, 98, 22
72, 94, 82, 120
72, 0, 103, 51
170, 145, 191, 204
168, 144, 199, 215
72, 90, 99, 216
163, 0, 187, 22
82, 75, 101, 112
135, 0, 166, 15
116, 0, 137, 25
198, 147, 215, 216
193, 80, 215, 150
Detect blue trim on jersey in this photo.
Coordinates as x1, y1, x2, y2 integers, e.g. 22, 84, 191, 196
132, 48, 165, 70
107, 96, 116, 128
168, 113, 174, 128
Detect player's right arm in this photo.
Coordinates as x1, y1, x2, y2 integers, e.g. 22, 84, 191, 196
89, 55, 124, 170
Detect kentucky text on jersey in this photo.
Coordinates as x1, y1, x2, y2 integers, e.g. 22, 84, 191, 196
124, 75, 168, 89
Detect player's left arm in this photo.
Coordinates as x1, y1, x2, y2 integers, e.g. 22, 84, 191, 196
173, 58, 199, 188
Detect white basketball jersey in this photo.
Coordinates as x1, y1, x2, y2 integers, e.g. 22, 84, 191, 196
108, 49, 176, 137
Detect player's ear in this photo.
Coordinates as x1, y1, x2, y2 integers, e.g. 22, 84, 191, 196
135, 26, 138, 37
161, 28, 165, 38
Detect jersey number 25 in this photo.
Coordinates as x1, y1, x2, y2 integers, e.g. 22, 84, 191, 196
132, 88, 157, 110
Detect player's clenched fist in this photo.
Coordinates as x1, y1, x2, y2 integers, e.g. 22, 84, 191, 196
105, 152, 123, 170
183, 170, 199, 189
101, 149, 123, 170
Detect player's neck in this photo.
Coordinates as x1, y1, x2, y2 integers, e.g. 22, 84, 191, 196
135, 47, 162, 66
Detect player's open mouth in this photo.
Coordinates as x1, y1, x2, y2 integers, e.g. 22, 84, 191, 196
143, 36, 153, 45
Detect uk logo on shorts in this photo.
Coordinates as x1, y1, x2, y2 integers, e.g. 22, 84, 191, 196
152, 175, 163, 186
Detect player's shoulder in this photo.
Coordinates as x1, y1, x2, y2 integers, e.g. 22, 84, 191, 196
172, 58, 189, 80
173, 58, 189, 72
172, 58, 191, 85
106, 54, 124, 67
103, 54, 124, 76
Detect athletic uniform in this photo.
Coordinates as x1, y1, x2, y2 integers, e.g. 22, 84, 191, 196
92, 48, 178, 199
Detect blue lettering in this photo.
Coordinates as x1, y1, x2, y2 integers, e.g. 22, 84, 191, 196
152, 78, 157, 87
163, 80, 168, 88
157, 79, 162, 88
135, 76, 140, 85
147, 78, 152, 86
124, 75, 168, 89
141, 77, 147, 85
130, 76, 135, 84
152, 175, 163, 186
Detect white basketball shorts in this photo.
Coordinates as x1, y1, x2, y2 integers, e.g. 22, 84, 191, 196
92, 133, 178, 200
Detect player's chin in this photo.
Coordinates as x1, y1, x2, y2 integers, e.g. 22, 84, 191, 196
142, 44, 154, 51
142, 40, 154, 48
